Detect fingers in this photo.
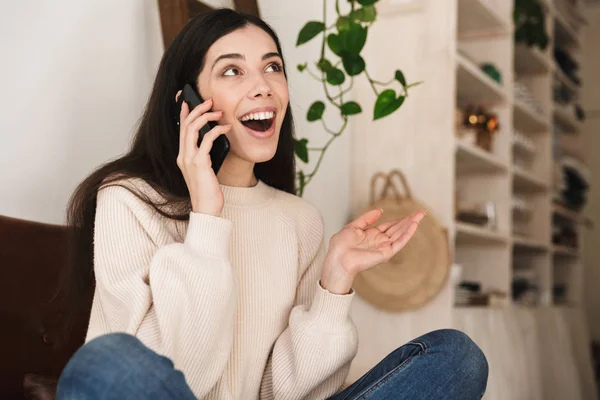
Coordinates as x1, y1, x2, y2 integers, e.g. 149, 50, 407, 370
180, 98, 213, 130
178, 101, 190, 156
178, 97, 214, 155
349, 208, 383, 230
183, 111, 223, 160
385, 211, 426, 238
197, 124, 231, 156
391, 221, 420, 253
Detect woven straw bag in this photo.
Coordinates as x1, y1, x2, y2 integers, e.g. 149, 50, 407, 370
353, 170, 450, 311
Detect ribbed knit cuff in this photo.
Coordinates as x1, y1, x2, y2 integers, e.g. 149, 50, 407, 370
307, 281, 355, 332
185, 212, 232, 259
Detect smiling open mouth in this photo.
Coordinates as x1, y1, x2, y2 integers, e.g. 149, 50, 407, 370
239, 111, 275, 132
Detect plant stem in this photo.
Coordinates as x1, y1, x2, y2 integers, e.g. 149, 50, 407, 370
320, 119, 338, 135
306, 67, 322, 82
364, 69, 379, 96
332, 78, 354, 100
371, 78, 395, 86
303, 117, 347, 186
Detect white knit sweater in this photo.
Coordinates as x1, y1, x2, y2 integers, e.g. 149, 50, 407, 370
85, 178, 359, 399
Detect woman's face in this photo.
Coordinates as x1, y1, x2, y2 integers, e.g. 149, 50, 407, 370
196, 25, 289, 165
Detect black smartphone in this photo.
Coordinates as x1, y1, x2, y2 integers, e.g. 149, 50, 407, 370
176, 83, 230, 174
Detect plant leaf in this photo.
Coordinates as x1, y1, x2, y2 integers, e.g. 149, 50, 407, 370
294, 138, 309, 163
358, 0, 378, 5
297, 21, 325, 46
394, 69, 406, 86
374, 90, 405, 120
342, 54, 365, 76
317, 58, 333, 72
298, 170, 306, 194
297, 63, 307, 72
307, 101, 326, 121
327, 33, 344, 56
341, 101, 362, 116
350, 6, 377, 22
297, 170, 306, 197
341, 22, 367, 55
326, 68, 346, 85
336, 16, 351, 32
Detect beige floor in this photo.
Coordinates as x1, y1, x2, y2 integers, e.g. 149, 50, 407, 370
348, 295, 598, 399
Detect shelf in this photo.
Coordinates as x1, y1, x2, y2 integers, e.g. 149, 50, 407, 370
455, 222, 509, 245
513, 236, 549, 252
457, 0, 509, 39
552, 245, 580, 258
513, 166, 548, 192
456, 53, 507, 106
514, 45, 551, 75
552, 203, 581, 222
553, 9, 581, 49
455, 140, 508, 174
512, 138, 536, 156
553, 104, 581, 133
553, 67, 580, 94
513, 99, 549, 133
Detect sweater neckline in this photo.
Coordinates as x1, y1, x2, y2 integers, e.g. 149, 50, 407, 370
219, 179, 274, 207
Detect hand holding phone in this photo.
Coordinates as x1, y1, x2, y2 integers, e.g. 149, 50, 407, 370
176, 84, 231, 216
176, 84, 230, 173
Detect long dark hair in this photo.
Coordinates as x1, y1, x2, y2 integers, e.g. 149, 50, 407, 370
59, 9, 296, 339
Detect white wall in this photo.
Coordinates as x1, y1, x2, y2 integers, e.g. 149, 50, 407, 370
0, 0, 352, 238
0, 0, 164, 224
581, 4, 600, 342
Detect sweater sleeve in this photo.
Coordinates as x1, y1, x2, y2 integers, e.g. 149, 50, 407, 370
260, 211, 359, 400
88, 184, 236, 397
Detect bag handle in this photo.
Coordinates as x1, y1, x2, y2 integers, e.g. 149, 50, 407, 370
369, 169, 413, 205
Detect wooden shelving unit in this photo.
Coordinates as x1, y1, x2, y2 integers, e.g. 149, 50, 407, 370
452, 0, 587, 308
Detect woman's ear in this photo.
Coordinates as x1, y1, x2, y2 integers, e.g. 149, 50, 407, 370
175, 90, 182, 103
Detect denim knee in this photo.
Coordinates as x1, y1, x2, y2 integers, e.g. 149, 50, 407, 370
420, 329, 488, 394
67, 333, 159, 370
58, 333, 170, 397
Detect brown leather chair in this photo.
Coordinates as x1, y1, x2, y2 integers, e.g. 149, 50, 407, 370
0, 215, 91, 399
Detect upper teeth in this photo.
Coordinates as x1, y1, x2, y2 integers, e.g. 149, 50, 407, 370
240, 111, 274, 122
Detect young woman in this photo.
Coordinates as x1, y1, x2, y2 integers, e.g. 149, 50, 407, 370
57, 8, 487, 400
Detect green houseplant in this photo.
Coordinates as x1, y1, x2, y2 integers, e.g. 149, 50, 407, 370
294, 0, 421, 196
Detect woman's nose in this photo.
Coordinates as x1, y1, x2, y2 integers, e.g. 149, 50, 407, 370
248, 76, 272, 98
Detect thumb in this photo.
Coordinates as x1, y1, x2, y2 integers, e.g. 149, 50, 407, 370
348, 208, 383, 230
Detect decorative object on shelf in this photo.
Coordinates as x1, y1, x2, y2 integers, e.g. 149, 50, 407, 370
554, 47, 581, 86
512, 195, 533, 219
514, 81, 545, 115
480, 63, 502, 84
294, 0, 421, 196
455, 281, 507, 307
460, 106, 500, 152
557, 156, 590, 211
353, 170, 450, 312
575, 104, 585, 121
552, 220, 579, 249
553, 80, 576, 105
513, 130, 536, 154
514, 0, 549, 50
553, 284, 567, 304
455, 108, 477, 146
456, 201, 498, 230
512, 278, 539, 306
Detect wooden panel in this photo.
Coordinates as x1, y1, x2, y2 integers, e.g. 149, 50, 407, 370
157, 0, 190, 49
188, 0, 215, 17
233, 0, 260, 16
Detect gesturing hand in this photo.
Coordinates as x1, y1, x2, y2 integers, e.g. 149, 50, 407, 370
320, 209, 426, 295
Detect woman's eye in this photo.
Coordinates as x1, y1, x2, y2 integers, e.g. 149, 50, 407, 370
223, 66, 241, 76
266, 62, 283, 73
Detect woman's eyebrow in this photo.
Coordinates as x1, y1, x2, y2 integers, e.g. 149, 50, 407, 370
211, 52, 282, 71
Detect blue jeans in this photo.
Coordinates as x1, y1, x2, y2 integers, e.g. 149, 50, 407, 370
57, 329, 488, 400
